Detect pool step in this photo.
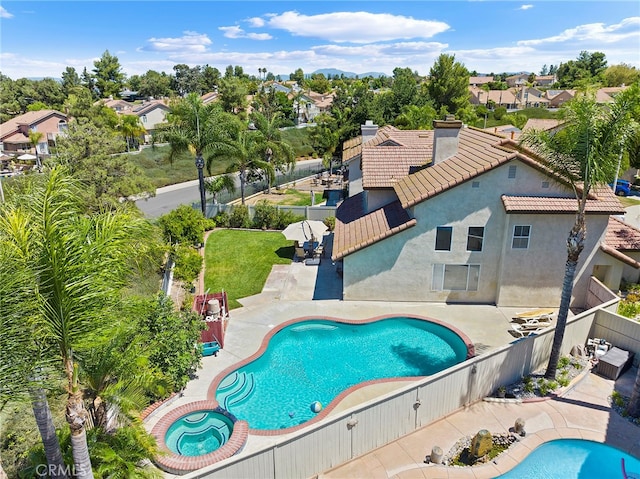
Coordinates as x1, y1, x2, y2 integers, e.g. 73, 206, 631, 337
217, 372, 256, 409
290, 324, 338, 332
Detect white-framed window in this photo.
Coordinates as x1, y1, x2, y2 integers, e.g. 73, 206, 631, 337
508, 165, 517, 179
432, 264, 480, 291
467, 227, 484, 252
435, 226, 452, 251
512, 225, 531, 249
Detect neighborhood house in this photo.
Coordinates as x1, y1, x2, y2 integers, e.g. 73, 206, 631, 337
334, 117, 640, 309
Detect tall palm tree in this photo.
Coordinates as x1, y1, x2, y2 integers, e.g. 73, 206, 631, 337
155, 93, 239, 214
204, 174, 236, 205
520, 86, 638, 379
209, 129, 273, 205
0, 168, 152, 478
250, 111, 295, 193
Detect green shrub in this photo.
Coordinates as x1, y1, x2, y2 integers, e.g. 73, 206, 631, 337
524, 381, 535, 393
558, 357, 570, 369
213, 211, 230, 228
253, 201, 279, 230
612, 391, 626, 408
538, 379, 550, 396
157, 204, 204, 246
172, 245, 203, 284
558, 377, 570, 387
228, 205, 251, 228
203, 218, 217, 231
547, 380, 559, 392
617, 300, 640, 319
276, 211, 305, 229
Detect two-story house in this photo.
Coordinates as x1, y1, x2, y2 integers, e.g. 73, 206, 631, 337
334, 118, 640, 309
0, 109, 68, 155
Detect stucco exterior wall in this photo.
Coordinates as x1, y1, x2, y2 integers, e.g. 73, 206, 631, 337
347, 159, 363, 197
342, 158, 615, 307
366, 189, 397, 212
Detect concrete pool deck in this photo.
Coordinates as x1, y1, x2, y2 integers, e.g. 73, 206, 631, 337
147, 231, 640, 477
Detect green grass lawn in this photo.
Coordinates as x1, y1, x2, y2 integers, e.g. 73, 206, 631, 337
203, 229, 293, 309
619, 196, 640, 208
271, 189, 325, 206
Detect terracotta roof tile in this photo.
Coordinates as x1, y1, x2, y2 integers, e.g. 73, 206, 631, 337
332, 193, 416, 260
501, 187, 623, 215
604, 216, 640, 251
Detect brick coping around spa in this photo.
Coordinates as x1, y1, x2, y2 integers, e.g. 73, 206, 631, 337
205, 314, 475, 437
150, 400, 249, 474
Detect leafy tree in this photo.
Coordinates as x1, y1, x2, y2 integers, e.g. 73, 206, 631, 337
28, 130, 44, 170
520, 87, 638, 379
426, 54, 470, 117
218, 76, 249, 116
172, 244, 203, 284
306, 73, 331, 94
603, 64, 640, 87
34, 77, 66, 109
137, 70, 172, 99
503, 112, 528, 130
390, 67, 418, 118
290, 68, 305, 84
0, 168, 153, 478
556, 51, 608, 87
80, 67, 97, 98
157, 204, 204, 246
171, 64, 203, 96
202, 64, 221, 92
93, 50, 126, 98
394, 104, 437, 130
63, 86, 95, 118
139, 295, 203, 390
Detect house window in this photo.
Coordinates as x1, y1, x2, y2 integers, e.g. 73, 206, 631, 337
472, 181, 480, 188
512, 225, 531, 249
435, 226, 452, 251
141, 115, 147, 123
508, 165, 517, 179
432, 264, 480, 291
467, 227, 484, 252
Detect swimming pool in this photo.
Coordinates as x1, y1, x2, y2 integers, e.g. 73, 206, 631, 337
497, 439, 640, 478
165, 409, 234, 456
214, 316, 470, 431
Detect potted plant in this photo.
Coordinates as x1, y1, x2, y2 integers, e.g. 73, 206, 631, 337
497, 386, 506, 398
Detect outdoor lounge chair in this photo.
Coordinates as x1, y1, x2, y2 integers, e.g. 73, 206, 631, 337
509, 322, 552, 338
512, 308, 555, 323
295, 246, 307, 261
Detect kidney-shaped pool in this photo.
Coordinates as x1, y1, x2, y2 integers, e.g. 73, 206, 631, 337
213, 316, 472, 431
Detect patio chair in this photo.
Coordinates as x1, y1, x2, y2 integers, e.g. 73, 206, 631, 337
512, 308, 555, 323
295, 246, 307, 261
509, 322, 551, 338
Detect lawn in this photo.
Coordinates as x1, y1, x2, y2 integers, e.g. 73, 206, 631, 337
203, 229, 293, 309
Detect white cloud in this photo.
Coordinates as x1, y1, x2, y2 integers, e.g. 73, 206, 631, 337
519, 17, 640, 46
518, 5, 534, 11
142, 31, 212, 53
0, 6, 14, 18
267, 10, 450, 43
247, 16, 265, 28
220, 25, 272, 40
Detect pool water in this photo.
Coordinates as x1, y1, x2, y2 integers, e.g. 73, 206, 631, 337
165, 410, 234, 456
497, 438, 640, 478
215, 317, 468, 430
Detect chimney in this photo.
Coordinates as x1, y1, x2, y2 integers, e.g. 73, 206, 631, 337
432, 115, 463, 164
361, 120, 378, 144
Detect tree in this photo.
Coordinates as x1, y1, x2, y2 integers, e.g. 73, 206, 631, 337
0, 168, 153, 478
205, 174, 236, 204
137, 70, 172, 99
218, 77, 249, 116
93, 50, 126, 98
250, 111, 295, 193
290, 68, 304, 84
394, 104, 437, 130
171, 64, 203, 96
603, 64, 640, 87
117, 114, 146, 152
426, 54, 470, 117
28, 130, 44, 170
390, 67, 418, 118
157, 204, 204, 246
520, 86, 639, 379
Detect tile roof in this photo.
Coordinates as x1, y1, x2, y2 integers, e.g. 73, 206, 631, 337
0, 110, 66, 139
501, 187, 624, 215
332, 193, 416, 260
361, 126, 433, 188
604, 216, 640, 251
393, 127, 518, 208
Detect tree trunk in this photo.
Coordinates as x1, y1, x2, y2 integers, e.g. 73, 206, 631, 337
626, 365, 640, 417
66, 388, 94, 479
545, 216, 585, 379
30, 388, 69, 479
240, 171, 246, 205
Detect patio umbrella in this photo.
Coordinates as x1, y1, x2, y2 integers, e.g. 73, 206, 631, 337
17, 153, 37, 161
282, 220, 328, 244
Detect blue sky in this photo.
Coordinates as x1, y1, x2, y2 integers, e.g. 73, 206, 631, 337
1, 1, 639, 80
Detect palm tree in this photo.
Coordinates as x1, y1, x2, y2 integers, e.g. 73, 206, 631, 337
118, 114, 146, 152
29, 130, 44, 171
520, 86, 639, 379
0, 167, 152, 478
209, 129, 273, 205
204, 174, 236, 204
250, 111, 295, 193
155, 93, 239, 213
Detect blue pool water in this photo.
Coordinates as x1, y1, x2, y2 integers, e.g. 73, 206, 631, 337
215, 317, 468, 430
497, 439, 640, 478
165, 410, 234, 456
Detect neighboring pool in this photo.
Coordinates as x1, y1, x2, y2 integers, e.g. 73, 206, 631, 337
165, 409, 235, 456
214, 316, 469, 430
497, 439, 640, 478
